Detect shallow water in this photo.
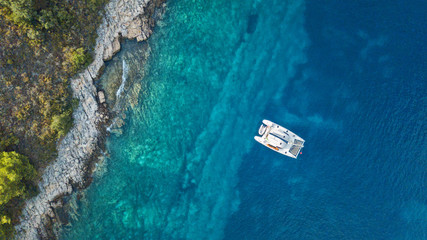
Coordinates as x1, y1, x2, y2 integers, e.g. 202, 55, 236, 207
61, 0, 426, 239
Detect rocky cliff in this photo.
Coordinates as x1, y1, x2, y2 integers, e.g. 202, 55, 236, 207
14, 0, 165, 238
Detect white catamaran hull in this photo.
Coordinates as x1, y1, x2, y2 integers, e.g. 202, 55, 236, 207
254, 120, 305, 158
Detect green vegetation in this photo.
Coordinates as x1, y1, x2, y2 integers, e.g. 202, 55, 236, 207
0, 0, 108, 238
50, 98, 79, 140
0, 151, 37, 238
63, 47, 92, 74
0, 152, 36, 206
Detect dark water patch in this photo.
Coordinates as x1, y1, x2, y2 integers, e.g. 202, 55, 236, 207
247, 13, 259, 34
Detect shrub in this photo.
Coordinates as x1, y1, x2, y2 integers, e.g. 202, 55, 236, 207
62, 47, 92, 74
0, 214, 13, 239
50, 108, 73, 140
0, 133, 19, 151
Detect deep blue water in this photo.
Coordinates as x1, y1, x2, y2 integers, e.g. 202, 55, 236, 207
61, 0, 426, 239
225, 1, 426, 239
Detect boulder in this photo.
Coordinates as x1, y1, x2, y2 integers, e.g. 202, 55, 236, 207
98, 91, 106, 104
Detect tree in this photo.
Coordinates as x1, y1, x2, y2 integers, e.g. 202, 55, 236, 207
0, 0, 36, 24
0, 151, 36, 205
0, 151, 36, 238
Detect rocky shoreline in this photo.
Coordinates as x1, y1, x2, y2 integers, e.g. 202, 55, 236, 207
14, 0, 165, 239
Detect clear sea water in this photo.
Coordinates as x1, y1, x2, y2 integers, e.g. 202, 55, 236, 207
60, 0, 426, 239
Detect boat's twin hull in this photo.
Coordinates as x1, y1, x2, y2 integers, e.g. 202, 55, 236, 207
254, 120, 305, 159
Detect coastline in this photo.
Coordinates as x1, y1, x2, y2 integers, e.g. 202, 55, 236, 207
14, 0, 165, 239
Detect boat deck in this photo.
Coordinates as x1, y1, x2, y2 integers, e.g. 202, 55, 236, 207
254, 120, 305, 158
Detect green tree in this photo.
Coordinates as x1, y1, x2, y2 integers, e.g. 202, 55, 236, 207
0, 151, 36, 238
0, 151, 36, 205
0, 0, 36, 24
38, 9, 56, 30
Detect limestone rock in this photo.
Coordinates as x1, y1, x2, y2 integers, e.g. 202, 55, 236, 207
98, 91, 106, 104
112, 37, 121, 55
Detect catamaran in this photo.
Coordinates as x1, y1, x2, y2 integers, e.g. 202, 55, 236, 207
254, 120, 305, 158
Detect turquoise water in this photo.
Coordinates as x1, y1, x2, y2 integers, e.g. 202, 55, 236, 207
61, 0, 426, 239
62, 0, 307, 239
